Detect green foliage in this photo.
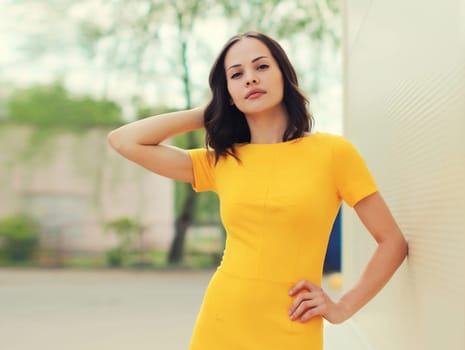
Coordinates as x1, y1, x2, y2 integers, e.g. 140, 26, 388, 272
326, 0, 341, 14
77, 21, 106, 59
104, 217, 140, 267
6, 82, 123, 130
63, 248, 219, 269
217, 0, 340, 48
105, 217, 139, 244
4, 82, 124, 163
0, 214, 40, 262
131, 97, 179, 120
105, 247, 126, 268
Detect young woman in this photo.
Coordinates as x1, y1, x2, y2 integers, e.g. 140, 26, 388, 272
108, 31, 408, 349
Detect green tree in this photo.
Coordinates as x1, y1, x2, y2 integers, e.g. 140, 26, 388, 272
6, 82, 123, 129
164, 0, 213, 263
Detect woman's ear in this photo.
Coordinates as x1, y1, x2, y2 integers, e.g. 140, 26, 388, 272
229, 98, 234, 106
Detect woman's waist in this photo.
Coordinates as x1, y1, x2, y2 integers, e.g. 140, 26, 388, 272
208, 268, 297, 309
216, 264, 322, 287
202, 268, 323, 337
218, 250, 324, 285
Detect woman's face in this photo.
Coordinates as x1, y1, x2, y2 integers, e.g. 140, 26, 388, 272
224, 38, 284, 117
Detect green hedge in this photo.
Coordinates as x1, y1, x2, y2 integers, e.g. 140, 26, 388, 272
0, 214, 40, 262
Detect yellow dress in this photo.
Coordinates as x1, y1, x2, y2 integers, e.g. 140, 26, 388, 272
187, 132, 377, 350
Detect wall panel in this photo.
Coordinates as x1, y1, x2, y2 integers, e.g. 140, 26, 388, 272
343, 1, 465, 349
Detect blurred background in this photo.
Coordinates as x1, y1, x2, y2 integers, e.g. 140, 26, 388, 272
0, 1, 345, 349
0, 0, 342, 271
1, 1, 464, 350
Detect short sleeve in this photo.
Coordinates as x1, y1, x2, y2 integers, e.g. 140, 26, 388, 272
187, 148, 216, 193
331, 136, 378, 207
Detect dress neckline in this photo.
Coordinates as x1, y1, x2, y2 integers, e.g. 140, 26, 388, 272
236, 132, 318, 148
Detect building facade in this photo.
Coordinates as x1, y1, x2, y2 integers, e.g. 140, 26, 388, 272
0, 124, 174, 254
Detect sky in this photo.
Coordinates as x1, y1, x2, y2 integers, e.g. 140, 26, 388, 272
0, 1, 342, 134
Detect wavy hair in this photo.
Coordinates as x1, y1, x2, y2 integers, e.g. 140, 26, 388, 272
204, 31, 313, 162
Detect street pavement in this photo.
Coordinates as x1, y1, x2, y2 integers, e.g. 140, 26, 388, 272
0, 268, 371, 350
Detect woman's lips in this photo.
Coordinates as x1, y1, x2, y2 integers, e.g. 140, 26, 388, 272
245, 89, 266, 99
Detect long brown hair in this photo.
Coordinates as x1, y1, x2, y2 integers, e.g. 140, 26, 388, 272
204, 31, 313, 162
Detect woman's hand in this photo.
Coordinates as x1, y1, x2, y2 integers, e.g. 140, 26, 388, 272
288, 279, 350, 324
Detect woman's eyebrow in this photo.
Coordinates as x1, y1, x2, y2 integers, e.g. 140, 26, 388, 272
226, 55, 269, 71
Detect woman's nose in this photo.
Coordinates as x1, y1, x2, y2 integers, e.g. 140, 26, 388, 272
246, 79, 257, 86
244, 71, 258, 85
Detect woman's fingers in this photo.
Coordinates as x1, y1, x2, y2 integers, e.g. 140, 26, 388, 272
288, 292, 323, 320
288, 279, 350, 324
288, 279, 330, 322
300, 305, 326, 322
288, 290, 322, 314
288, 279, 319, 296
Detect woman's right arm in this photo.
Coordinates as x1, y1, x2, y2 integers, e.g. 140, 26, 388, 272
107, 106, 205, 183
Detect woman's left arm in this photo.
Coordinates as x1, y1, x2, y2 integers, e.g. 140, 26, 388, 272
288, 191, 408, 324
335, 191, 408, 321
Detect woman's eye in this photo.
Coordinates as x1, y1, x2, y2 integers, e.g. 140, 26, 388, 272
231, 72, 242, 79
257, 64, 269, 70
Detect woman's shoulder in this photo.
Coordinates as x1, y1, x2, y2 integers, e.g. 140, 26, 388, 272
307, 131, 347, 144
306, 132, 360, 158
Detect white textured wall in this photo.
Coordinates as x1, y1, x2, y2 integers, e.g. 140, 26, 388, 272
342, 0, 465, 349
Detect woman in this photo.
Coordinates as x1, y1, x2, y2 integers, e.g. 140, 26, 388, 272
108, 31, 408, 349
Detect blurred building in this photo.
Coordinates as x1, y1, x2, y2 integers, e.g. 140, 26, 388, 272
342, 0, 464, 349
0, 124, 174, 254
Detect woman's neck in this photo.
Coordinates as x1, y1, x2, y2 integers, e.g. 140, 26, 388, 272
245, 107, 288, 144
